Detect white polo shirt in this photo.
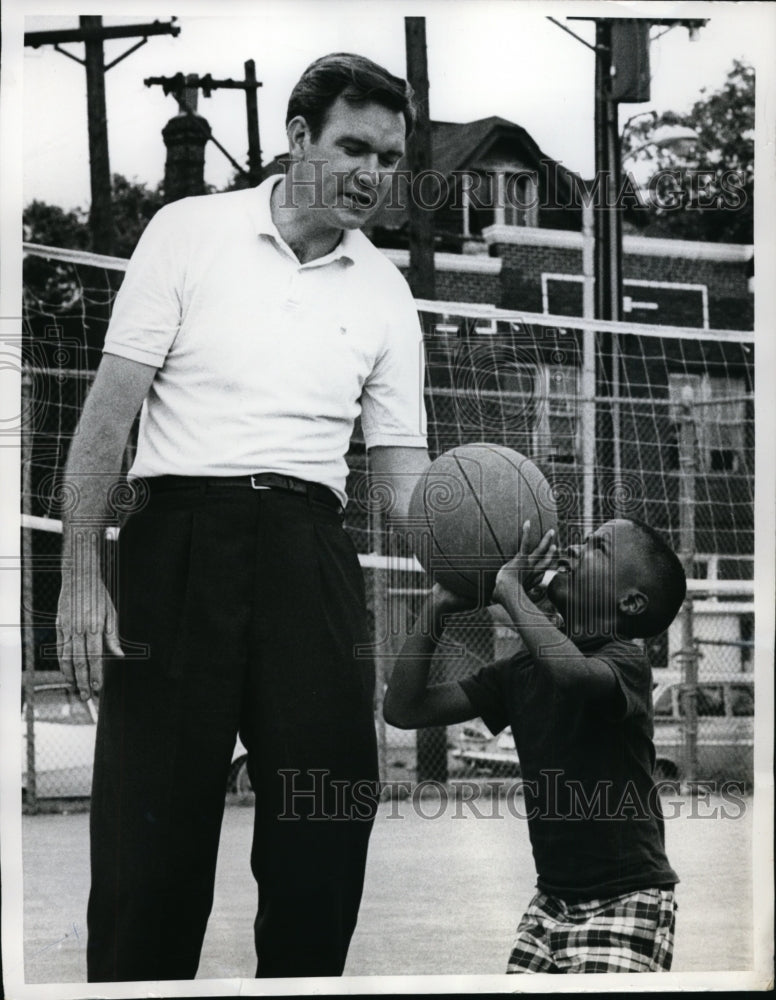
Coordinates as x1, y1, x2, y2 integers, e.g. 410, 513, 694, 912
103, 176, 427, 503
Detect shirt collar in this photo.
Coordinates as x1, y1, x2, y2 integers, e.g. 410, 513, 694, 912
249, 174, 361, 268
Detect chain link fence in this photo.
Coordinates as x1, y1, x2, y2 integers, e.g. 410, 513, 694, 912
20, 251, 755, 807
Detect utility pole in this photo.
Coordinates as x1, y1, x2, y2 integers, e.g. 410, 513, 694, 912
81, 17, 113, 256
244, 60, 263, 184
593, 19, 624, 486
25, 17, 180, 255
145, 65, 264, 188
565, 16, 707, 324
404, 16, 442, 784
404, 17, 436, 300
593, 19, 623, 327
561, 15, 706, 502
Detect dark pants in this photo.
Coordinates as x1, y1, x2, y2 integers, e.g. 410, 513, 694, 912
87, 484, 379, 981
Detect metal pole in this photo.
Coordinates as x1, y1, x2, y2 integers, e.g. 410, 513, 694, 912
581, 200, 596, 534
678, 388, 698, 786
244, 60, 263, 183
605, 91, 623, 485
367, 496, 389, 783
593, 20, 622, 493
593, 21, 610, 326
21, 374, 38, 811
80, 16, 114, 255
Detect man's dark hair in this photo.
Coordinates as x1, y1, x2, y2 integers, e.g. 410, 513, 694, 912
624, 519, 687, 638
286, 52, 416, 141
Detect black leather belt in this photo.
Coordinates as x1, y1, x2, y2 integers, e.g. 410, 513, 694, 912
145, 472, 342, 511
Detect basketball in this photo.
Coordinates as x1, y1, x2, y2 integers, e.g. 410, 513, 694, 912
408, 443, 558, 599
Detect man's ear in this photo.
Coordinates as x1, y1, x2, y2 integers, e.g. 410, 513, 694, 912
618, 588, 649, 619
286, 116, 310, 159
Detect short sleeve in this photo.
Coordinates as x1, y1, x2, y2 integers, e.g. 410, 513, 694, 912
102, 203, 186, 367
458, 657, 515, 736
596, 641, 652, 721
360, 276, 427, 449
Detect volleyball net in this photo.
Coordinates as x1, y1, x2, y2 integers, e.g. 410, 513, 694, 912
19, 242, 755, 794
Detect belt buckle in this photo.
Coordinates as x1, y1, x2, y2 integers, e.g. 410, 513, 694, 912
250, 474, 263, 490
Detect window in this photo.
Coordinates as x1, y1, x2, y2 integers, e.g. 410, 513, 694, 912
676, 684, 725, 717
534, 364, 579, 462
32, 687, 94, 725
462, 172, 494, 237
729, 685, 754, 717
653, 688, 676, 717
696, 685, 725, 717
503, 172, 539, 228
668, 373, 745, 473
461, 168, 539, 236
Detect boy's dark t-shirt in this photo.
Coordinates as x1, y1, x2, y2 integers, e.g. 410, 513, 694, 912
459, 635, 678, 901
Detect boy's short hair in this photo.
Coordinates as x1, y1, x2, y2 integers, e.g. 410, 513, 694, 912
624, 519, 687, 638
286, 53, 416, 141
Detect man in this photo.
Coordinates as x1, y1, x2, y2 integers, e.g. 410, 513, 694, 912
57, 52, 429, 981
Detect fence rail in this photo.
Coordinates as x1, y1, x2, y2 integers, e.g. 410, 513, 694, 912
20, 244, 756, 806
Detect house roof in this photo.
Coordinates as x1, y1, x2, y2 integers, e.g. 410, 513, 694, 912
262, 115, 574, 174
429, 115, 551, 176
378, 116, 581, 232
260, 116, 584, 233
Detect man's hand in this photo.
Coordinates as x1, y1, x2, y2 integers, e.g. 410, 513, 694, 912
429, 581, 477, 614
57, 572, 123, 701
425, 581, 479, 629
54, 354, 155, 700
492, 521, 556, 607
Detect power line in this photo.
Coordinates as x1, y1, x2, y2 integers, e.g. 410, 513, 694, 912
145, 65, 263, 184
24, 17, 181, 255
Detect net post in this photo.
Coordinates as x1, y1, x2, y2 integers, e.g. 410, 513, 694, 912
677, 387, 699, 788
581, 201, 596, 533
406, 518, 447, 785
368, 506, 389, 785
21, 371, 38, 812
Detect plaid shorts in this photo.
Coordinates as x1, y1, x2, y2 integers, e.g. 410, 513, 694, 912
507, 887, 677, 974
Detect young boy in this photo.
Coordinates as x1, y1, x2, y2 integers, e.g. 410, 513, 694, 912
384, 517, 687, 974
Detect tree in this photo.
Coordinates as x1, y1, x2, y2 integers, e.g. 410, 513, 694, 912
109, 174, 165, 258
24, 174, 165, 258
23, 200, 91, 309
23, 174, 165, 311
622, 60, 754, 243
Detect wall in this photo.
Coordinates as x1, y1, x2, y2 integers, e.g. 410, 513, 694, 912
380, 226, 753, 331
382, 249, 501, 305
483, 225, 754, 330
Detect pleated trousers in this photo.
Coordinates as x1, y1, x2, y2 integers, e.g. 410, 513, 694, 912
86, 483, 379, 981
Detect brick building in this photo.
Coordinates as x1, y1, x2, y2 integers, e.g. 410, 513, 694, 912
263, 114, 753, 329
365, 117, 753, 575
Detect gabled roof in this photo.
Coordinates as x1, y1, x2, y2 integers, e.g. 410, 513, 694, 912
429, 115, 552, 176
260, 116, 584, 233
373, 116, 581, 232
262, 115, 577, 184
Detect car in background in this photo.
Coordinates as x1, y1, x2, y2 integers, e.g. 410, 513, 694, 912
22, 672, 250, 800
21, 673, 98, 799
651, 671, 754, 785
451, 672, 755, 786
451, 719, 520, 777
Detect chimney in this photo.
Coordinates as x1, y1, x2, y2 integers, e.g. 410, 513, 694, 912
161, 74, 211, 202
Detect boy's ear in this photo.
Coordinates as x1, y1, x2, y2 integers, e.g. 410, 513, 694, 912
618, 588, 649, 619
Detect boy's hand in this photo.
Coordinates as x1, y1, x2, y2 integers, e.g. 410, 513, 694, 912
492, 521, 556, 606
